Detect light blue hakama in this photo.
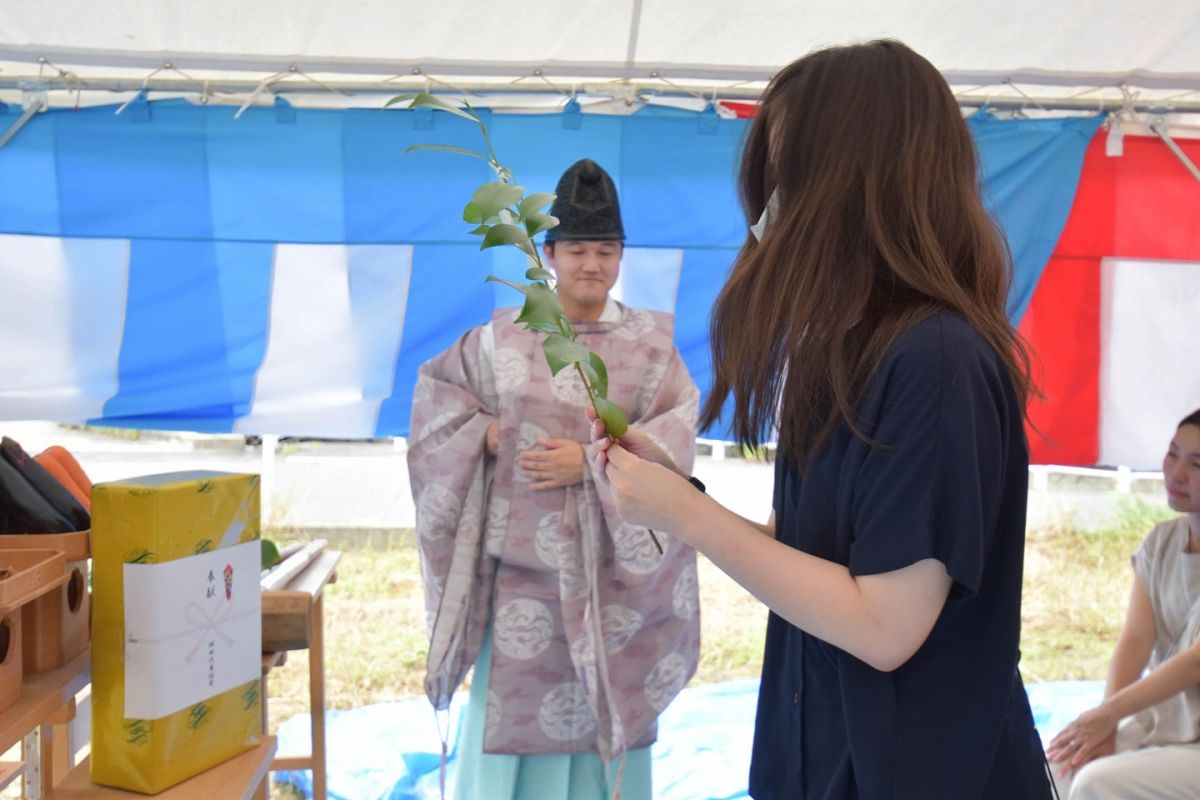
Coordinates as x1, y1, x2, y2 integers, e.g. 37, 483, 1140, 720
454, 627, 653, 800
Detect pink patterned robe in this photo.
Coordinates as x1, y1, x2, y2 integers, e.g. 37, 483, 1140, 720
408, 303, 701, 762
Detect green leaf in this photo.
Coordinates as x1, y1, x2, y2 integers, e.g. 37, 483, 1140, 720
468, 224, 490, 236
261, 539, 281, 570
522, 319, 563, 335
485, 275, 531, 297
581, 360, 601, 391
404, 143, 490, 162
585, 352, 608, 399
463, 201, 484, 224
594, 397, 629, 438
481, 223, 531, 250
518, 192, 556, 217
515, 283, 565, 334
386, 92, 480, 124
524, 212, 559, 237
525, 267, 554, 282
471, 182, 525, 222
542, 335, 591, 376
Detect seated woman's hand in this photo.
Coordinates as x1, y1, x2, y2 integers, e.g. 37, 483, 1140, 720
1046, 706, 1118, 774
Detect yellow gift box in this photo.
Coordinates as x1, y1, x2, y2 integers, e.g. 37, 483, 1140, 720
91, 471, 263, 794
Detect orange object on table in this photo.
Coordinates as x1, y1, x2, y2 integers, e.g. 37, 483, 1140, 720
34, 453, 88, 510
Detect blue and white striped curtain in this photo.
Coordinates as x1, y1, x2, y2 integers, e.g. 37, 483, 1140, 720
0, 99, 1099, 438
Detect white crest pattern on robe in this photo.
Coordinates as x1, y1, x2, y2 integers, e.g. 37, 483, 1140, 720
409, 303, 700, 760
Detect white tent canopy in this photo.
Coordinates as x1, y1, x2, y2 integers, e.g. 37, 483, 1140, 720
2, 1, 1199, 110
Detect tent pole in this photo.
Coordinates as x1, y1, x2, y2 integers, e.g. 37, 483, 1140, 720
4, 74, 1200, 113
1151, 121, 1200, 183
261, 434, 279, 528
0, 99, 43, 149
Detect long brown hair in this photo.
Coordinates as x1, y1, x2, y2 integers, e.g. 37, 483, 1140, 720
698, 40, 1032, 463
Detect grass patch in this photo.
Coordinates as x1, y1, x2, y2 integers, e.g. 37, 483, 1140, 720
1020, 496, 1176, 682
265, 531, 428, 733
696, 557, 768, 682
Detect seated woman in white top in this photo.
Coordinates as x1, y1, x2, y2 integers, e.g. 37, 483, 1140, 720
1049, 407, 1200, 799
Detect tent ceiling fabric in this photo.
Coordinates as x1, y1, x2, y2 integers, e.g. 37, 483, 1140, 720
2, 0, 1199, 92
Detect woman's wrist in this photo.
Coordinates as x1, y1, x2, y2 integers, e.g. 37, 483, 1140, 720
674, 484, 716, 545
1095, 697, 1123, 725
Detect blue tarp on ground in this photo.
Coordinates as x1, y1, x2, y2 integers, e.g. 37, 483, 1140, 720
275, 678, 1105, 799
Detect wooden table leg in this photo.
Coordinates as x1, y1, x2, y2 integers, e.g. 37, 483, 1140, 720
41, 698, 76, 790
42, 723, 68, 790
309, 594, 327, 800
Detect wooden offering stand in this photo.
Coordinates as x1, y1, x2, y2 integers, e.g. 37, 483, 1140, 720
261, 540, 342, 800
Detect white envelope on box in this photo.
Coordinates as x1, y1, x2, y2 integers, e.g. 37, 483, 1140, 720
123, 539, 261, 719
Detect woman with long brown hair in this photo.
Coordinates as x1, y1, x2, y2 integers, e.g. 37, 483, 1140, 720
589, 40, 1053, 798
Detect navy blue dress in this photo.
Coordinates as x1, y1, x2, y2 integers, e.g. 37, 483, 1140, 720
748, 313, 1051, 799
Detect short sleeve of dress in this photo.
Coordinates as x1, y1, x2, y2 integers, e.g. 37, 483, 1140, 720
1131, 521, 1170, 594
1132, 533, 1152, 590
848, 317, 1012, 600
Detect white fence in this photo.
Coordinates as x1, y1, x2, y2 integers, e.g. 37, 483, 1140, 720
2, 423, 1170, 534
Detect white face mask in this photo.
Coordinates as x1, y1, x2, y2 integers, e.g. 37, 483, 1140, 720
749, 187, 781, 242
